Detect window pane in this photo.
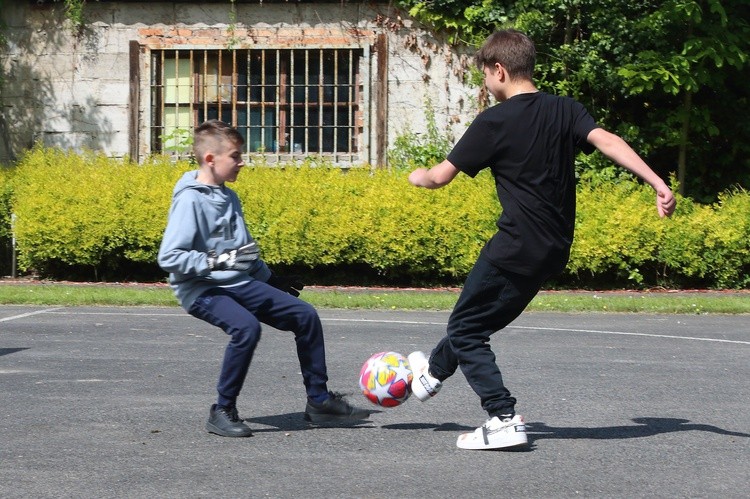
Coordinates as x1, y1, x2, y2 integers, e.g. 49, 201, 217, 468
164, 57, 191, 103
163, 107, 191, 152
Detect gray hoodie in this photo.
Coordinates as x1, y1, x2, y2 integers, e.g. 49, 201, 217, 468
157, 170, 271, 310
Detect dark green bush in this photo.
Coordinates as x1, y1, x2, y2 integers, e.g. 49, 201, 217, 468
1, 147, 748, 288
0, 166, 14, 276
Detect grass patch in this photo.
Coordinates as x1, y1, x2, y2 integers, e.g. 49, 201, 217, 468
0, 283, 747, 314
0, 284, 177, 307
528, 292, 750, 314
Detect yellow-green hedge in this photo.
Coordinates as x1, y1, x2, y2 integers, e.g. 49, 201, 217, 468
2, 147, 748, 288
233, 164, 498, 276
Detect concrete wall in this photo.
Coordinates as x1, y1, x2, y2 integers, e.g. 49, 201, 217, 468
0, 1, 479, 165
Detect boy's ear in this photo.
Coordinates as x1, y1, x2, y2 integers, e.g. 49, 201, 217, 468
495, 63, 508, 81
203, 152, 214, 166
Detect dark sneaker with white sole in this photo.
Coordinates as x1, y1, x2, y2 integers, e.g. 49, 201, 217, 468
206, 404, 253, 437
304, 392, 370, 423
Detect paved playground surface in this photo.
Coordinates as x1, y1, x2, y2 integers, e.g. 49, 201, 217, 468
1, 306, 748, 498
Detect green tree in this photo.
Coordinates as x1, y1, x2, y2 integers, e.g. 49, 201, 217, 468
616, 0, 750, 198
402, 0, 513, 45
398, 0, 750, 201
0, 0, 8, 164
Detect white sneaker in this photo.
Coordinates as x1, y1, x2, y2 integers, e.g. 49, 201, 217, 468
407, 351, 442, 401
456, 415, 528, 450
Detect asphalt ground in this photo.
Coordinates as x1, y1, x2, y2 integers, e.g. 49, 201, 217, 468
1, 306, 748, 498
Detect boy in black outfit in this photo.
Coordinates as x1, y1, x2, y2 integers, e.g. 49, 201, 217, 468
407, 30, 676, 450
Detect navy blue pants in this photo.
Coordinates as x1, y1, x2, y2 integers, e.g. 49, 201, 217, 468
188, 280, 329, 407
428, 255, 546, 417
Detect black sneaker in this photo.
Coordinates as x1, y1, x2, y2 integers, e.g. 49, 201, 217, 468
206, 404, 253, 437
304, 392, 370, 423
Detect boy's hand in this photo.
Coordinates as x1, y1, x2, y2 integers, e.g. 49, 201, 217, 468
408, 168, 430, 186
408, 160, 460, 189
267, 274, 305, 297
207, 242, 260, 271
656, 187, 676, 218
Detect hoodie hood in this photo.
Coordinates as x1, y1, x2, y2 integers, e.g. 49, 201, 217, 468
173, 170, 232, 209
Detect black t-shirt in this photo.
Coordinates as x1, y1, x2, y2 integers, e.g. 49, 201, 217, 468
448, 91, 598, 277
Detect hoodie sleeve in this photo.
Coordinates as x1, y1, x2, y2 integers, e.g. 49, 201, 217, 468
157, 190, 212, 278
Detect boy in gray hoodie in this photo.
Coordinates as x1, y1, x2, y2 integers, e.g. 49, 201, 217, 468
157, 120, 368, 437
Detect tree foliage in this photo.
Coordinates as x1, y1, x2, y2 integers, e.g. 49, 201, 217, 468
398, 0, 750, 201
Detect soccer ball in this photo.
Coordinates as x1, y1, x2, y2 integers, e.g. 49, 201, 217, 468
359, 351, 413, 407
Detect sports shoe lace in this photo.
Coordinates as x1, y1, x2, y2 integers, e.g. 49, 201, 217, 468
223, 406, 243, 423
327, 391, 357, 407
328, 391, 345, 401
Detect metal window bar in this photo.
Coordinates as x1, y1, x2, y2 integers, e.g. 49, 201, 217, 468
200, 51, 206, 127
189, 50, 195, 131
304, 49, 310, 155
276, 49, 284, 153
289, 48, 295, 153
152, 48, 363, 162
348, 49, 355, 153
217, 50, 222, 122
152, 51, 162, 150
262, 49, 268, 153
333, 49, 339, 154
231, 50, 238, 126
318, 50, 324, 154
245, 50, 252, 150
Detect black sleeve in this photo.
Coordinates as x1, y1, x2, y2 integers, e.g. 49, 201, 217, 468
447, 113, 497, 178
572, 100, 598, 155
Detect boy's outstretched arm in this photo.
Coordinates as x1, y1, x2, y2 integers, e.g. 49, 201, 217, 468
409, 159, 461, 189
587, 128, 676, 218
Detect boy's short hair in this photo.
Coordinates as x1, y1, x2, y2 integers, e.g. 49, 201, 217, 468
475, 29, 536, 81
193, 120, 244, 164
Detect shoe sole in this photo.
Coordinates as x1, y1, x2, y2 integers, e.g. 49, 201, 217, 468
456, 432, 528, 450
205, 422, 253, 437
304, 413, 370, 424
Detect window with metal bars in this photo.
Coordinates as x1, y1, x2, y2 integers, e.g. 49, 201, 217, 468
150, 47, 364, 162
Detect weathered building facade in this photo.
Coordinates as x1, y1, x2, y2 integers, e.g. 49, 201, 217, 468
0, 1, 478, 166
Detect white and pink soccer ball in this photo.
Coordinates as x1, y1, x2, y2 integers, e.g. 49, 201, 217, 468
358, 351, 413, 407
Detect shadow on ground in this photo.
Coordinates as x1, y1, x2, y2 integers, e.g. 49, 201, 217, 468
528, 417, 750, 440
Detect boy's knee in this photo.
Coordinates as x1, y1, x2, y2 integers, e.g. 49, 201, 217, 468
231, 324, 261, 349
287, 300, 319, 325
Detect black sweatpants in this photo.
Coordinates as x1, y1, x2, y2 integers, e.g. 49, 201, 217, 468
428, 254, 547, 417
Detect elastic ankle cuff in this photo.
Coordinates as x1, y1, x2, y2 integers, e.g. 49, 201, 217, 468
489, 411, 515, 419
428, 367, 448, 382
217, 399, 236, 409
308, 392, 329, 404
